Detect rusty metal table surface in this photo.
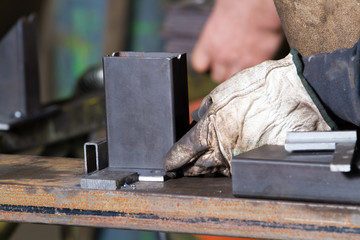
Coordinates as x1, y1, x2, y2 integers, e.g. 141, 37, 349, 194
0, 154, 360, 239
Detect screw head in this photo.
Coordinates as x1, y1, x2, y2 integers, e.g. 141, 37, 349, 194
13, 111, 23, 119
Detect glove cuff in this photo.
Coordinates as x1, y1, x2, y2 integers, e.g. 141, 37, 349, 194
291, 49, 338, 130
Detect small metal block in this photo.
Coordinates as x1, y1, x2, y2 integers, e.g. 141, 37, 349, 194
81, 169, 138, 190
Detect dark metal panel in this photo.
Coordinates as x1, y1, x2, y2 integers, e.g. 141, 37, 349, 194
0, 15, 40, 128
232, 145, 360, 204
103, 52, 189, 171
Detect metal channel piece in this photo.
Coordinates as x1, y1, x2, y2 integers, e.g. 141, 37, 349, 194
285, 131, 357, 172
84, 138, 108, 174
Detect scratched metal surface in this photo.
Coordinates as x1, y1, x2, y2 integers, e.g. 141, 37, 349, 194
0, 154, 360, 239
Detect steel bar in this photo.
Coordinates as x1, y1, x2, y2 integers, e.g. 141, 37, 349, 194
1, 154, 360, 239
285, 131, 357, 152
285, 131, 357, 172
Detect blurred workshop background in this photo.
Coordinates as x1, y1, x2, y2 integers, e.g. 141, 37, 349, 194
0, 0, 216, 108
0, 0, 237, 240
0, 0, 219, 161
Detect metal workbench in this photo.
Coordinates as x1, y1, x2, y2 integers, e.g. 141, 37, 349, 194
0, 154, 360, 239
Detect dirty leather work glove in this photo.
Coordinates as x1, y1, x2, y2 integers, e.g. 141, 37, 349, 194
164, 51, 335, 177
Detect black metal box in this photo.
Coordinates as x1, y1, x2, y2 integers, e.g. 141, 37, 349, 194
232, 145, 360, 204
103, 52, 189, 173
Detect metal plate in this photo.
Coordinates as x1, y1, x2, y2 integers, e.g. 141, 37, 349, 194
3, 154, 360, 239
232, 145, 360, 204
81, 168, 138, 190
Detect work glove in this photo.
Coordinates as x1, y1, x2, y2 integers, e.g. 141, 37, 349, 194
164, 51, 334, 177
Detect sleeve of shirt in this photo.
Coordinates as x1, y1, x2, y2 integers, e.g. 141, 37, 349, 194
302, 38, 360, 126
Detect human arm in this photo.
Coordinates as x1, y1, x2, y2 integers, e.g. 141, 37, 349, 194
302, 38, 360, 126
191, 0, 284, 83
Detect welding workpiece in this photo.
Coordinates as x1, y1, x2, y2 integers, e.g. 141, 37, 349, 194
232, 131, 360, 204
81, 52, 189, 190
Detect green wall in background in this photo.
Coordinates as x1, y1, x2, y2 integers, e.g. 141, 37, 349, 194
129, 0, 164, 52
51, 0, 166, 100
52, 0, 107, 100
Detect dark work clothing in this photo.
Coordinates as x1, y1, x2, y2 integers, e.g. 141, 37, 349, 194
302, 38, 360, 126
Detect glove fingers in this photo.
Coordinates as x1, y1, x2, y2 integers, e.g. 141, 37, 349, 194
183, 149, 230, 177
183, 165, 207, 176
195, 150, 224, 168
182, 151, 214, 176
164, 120, 209, 172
